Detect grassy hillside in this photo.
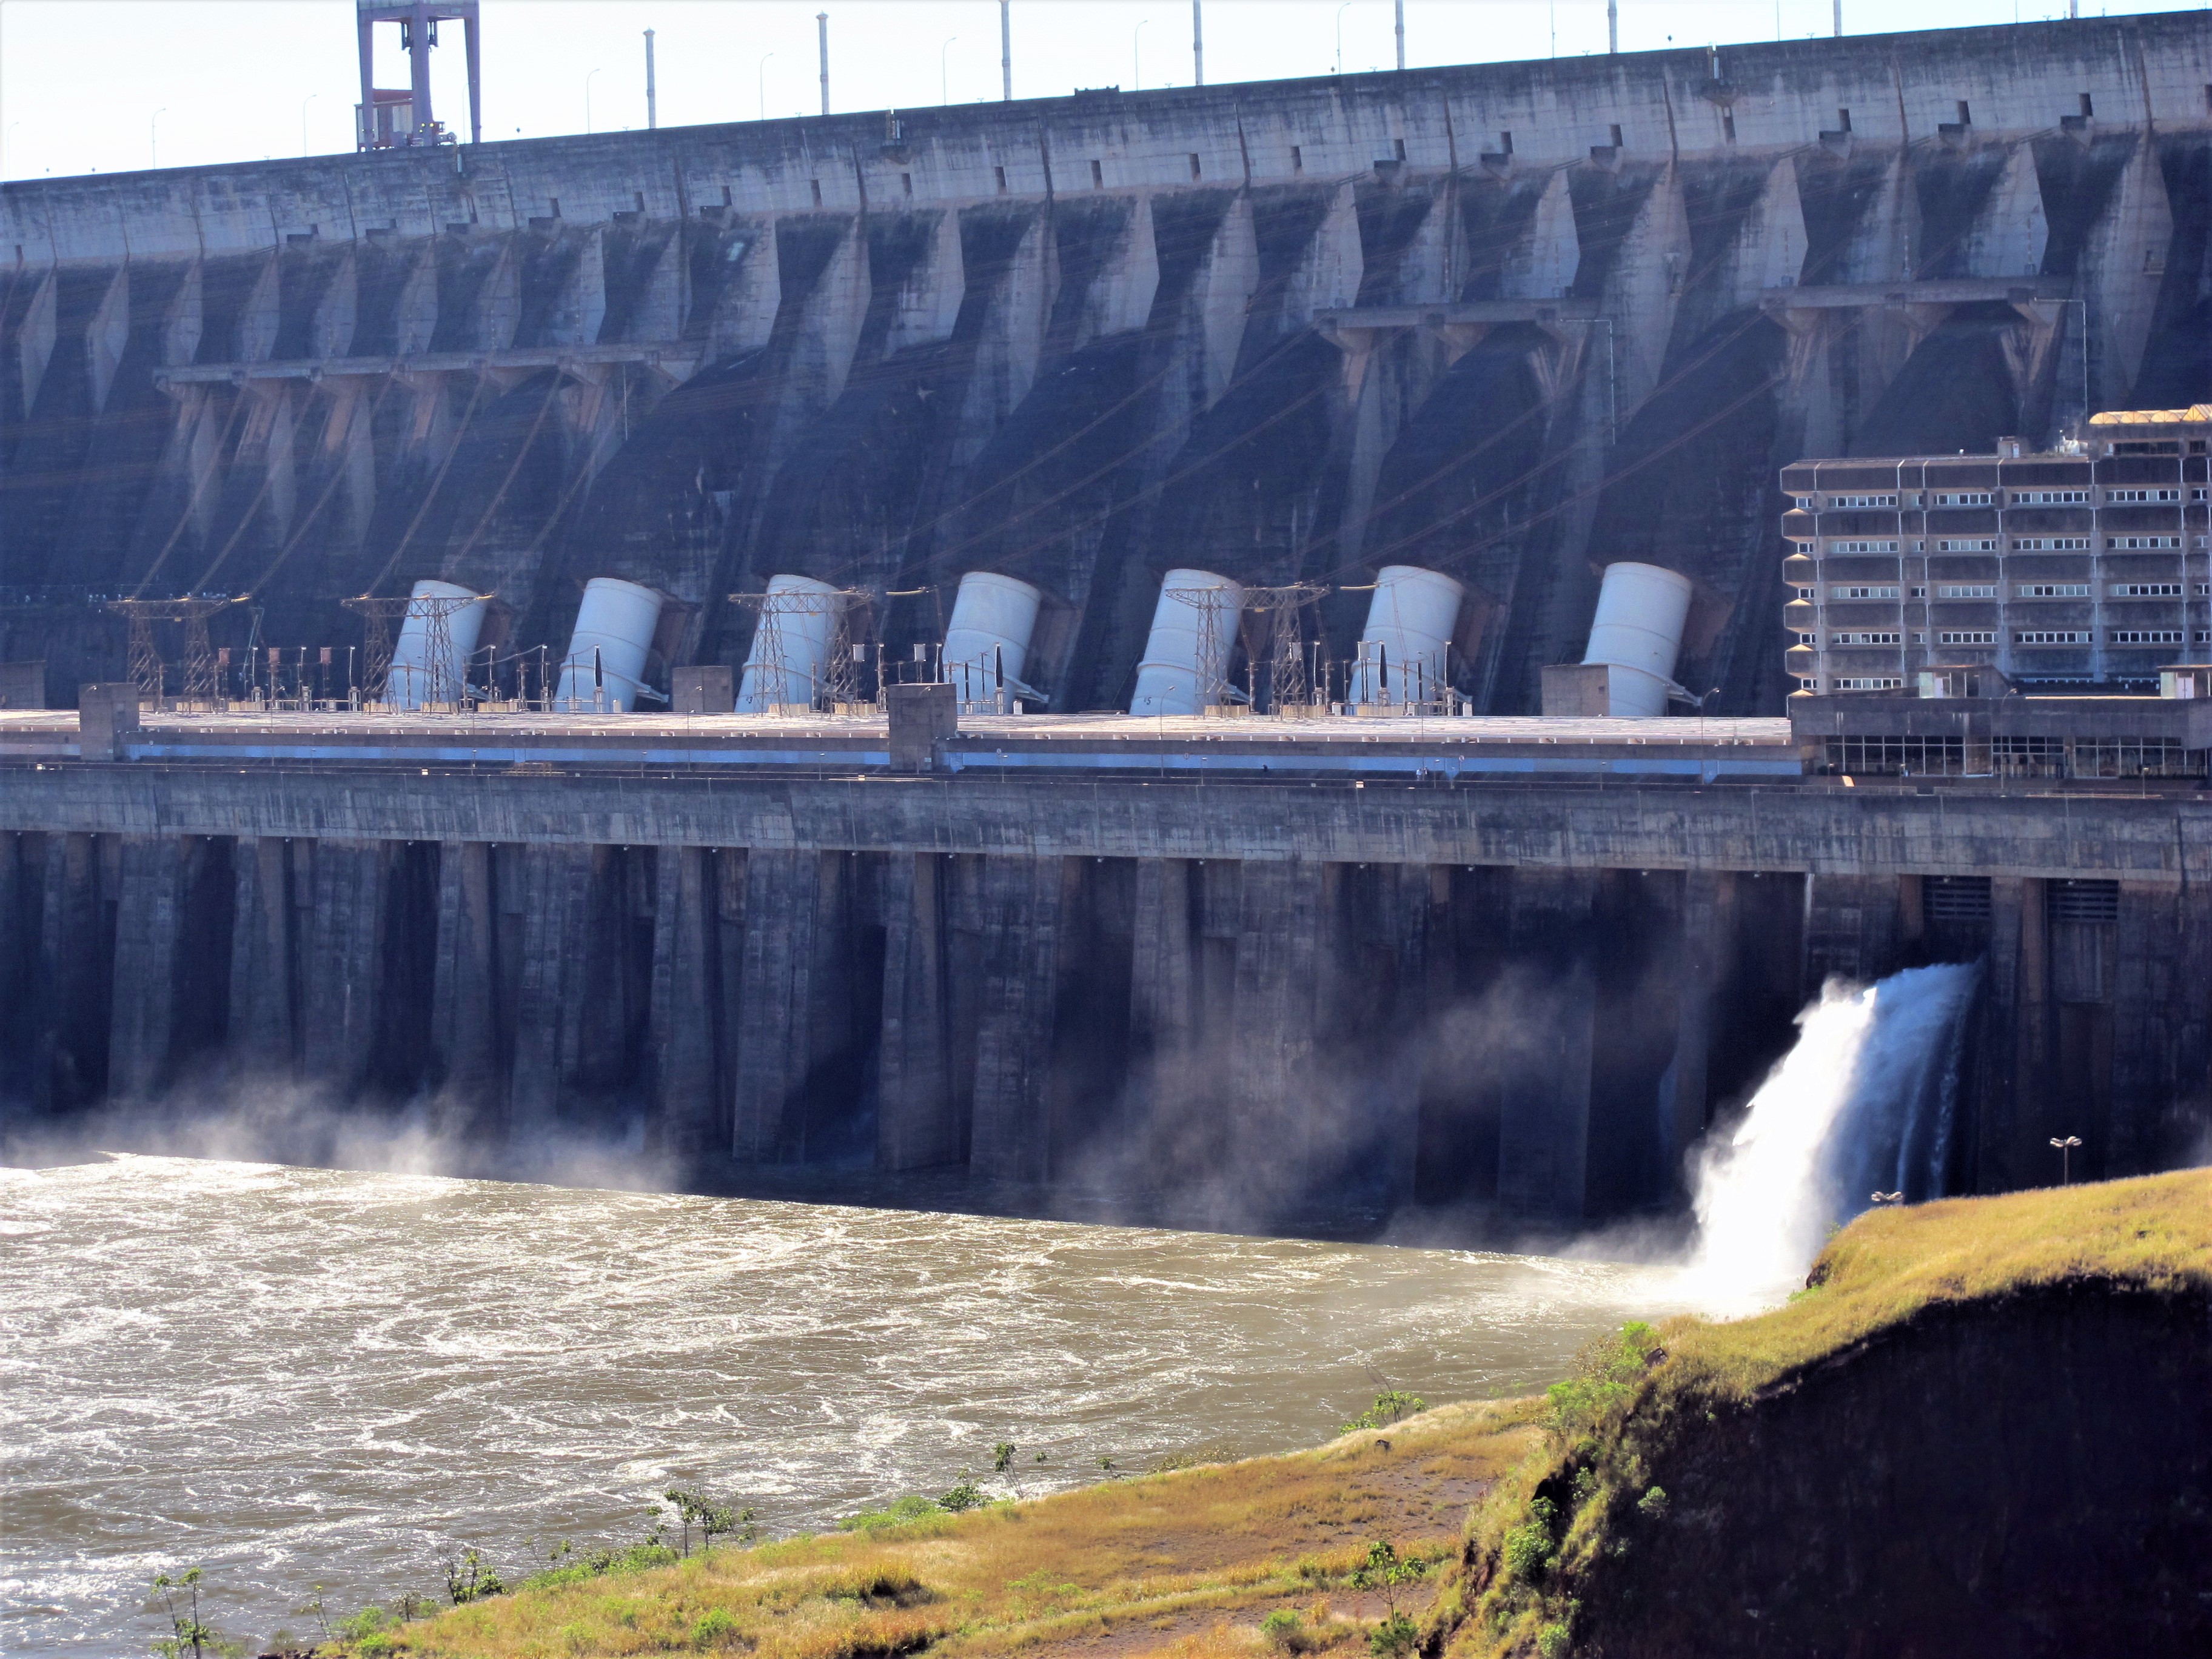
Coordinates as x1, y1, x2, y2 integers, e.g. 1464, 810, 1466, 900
356, 1170, 2212, 1659
1443, 1168, 2212, 1659
381, 1396, 1540, 1659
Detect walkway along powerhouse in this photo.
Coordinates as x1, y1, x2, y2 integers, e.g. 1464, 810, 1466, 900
4, 697, 2208, 1227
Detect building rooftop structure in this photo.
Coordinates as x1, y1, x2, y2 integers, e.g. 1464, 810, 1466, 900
1780, 409, 2211, 697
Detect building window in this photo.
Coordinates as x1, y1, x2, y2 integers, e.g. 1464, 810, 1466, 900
1831, 585, 1899, 599
2106, 488, 2181, 503
1828, 540, 1900, 554
2109, 629, 2185, 645
2019, 583, 2089, 597
1833, 631, 1902, 645
2014, 537, 2091, 551
2111, 535, 2183, 550
2013, 489, 2089, 504
1937, 538, 1998, 552
2016, 630, 2090, 645
1829, 494, 1898, 508
1932, 491, 1993, 506
1829, 678, 1905, 692
2111, 583, 2183, 597
1938, 584, 1997, 598
1939, 630, 1996, 645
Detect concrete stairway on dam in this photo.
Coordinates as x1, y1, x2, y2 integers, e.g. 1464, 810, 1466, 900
2, 15, 2208, 719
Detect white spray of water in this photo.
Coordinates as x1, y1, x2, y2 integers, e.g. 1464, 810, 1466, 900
1688, 962, 1979, 1307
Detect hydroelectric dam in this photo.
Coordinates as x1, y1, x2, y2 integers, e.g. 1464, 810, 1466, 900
4, 15, 2212, 1228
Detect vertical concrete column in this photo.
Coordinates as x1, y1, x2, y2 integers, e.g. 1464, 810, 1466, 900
731, 848, 822, 1162
650, 845, 722, 1160
967, 856, 1067, 1183
1667, 869, 1731, 1177
1228, 858, 1326, 1196
430, 841, 502, 1131
2106, 879, 2183, 1179
509, 844, 600, 1137
2013, 877, 2052, 1187
227, 839, 298, 1077
714, 848, 748, 1149
876, 852, 959, 1170
0, 834, 38, 1099
298, 839, 390, 1096
33, 833, 114, 1110
1974, 875, 2027, 1192
1495, 867, 1598, 1224
1128, 858, 1201, 1161
107, 835, 193, 1101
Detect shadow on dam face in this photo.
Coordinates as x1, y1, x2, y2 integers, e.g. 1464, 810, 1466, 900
8, 16, 2207, 709
2, 825, 2066, 1248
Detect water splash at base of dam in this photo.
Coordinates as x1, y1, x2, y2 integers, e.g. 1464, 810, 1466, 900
1691, 964, 1980, 1305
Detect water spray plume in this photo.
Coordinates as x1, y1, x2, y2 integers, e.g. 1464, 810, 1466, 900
1690, 964, 1978, 1307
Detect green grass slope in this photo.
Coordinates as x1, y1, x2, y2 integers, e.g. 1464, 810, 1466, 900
1442, 1169, 2212, 1659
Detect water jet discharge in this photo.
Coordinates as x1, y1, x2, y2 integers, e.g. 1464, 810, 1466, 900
556, 577, 665, 712
1351, 565, 1464, 706
385, 580, 488, 708
1130, 568, 1244, 716
739, 572, 844, 711
1581, 561, 1693, 717
942, 571, 1043, 708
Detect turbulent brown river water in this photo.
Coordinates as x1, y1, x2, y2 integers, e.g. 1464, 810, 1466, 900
1, 1155, 1699, 1655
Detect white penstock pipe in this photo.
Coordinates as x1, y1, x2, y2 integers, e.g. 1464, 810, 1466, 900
1582, 561, 1693, 717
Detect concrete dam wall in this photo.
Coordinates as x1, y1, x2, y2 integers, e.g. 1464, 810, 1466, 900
4, 15, 2210, 712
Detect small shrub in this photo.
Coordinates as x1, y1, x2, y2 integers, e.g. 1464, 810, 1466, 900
1260, 1608, 1304, 1651
1500, 1496, 1560, 1583
1500, 1521, 1553, 1583
937, 1481, 988, 1512
1636, 1485, 1669, 1519
691, 1607, 739, 1649
1367, 1611, 1419, 1659
1340, 1392, 1427, 1435
993, 1443, 1016, 1473
1536, 1619, 1573, 1658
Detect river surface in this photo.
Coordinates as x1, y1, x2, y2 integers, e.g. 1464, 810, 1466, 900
1, 1155, 1699, 1656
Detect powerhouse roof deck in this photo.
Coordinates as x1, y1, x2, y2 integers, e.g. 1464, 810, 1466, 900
0, 708, 1802, 782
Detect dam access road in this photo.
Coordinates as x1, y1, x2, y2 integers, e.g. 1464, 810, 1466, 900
4, 699, 2208, 1230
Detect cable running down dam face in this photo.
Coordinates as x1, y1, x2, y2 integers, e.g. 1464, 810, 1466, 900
3, 15, 2208, 711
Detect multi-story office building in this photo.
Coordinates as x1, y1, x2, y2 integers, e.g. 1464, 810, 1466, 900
1781, 408, 2212, 694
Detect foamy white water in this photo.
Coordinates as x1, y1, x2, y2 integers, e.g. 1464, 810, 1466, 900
1690, 964, 1979, 1305
0, 1155, 1694, 1655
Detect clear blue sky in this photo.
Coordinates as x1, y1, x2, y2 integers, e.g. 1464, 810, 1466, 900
1, 0, 2200, 180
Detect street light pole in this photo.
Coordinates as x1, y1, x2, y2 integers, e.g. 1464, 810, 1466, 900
2049, 1135, 2083, 1184
1133, 19, 1147, 90
150, 107, 167, 170
757, 53, 774, 122
1000, 0, 1013, 100
584, 67, 604, 135
301, 92, 320, 156
941, 36, 957, 105
1193, 0, 1204, 87
645, 30, 658, 129
1335, 3, 1351, 74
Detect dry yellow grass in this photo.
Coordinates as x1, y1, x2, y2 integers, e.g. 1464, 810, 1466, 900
391, 1398, 1543, 1659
